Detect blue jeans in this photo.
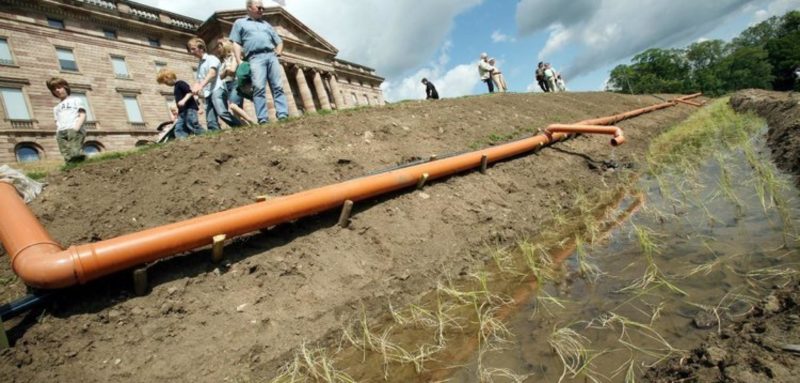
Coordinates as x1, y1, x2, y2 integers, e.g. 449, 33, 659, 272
225, 81, 244, 107
174, 108, 204, 139
211, 86, 243, 128
249, 51, 288, 123
204, 96, 220, 131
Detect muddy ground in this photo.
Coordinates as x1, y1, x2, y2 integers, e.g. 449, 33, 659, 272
0, 92, 700, 382
644, 281, 800, 383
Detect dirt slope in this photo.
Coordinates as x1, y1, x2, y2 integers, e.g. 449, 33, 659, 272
0, 92, 698, 382
731, 89, 800, 183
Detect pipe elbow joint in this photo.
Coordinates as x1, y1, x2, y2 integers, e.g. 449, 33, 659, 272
12, 244, 79, 289
611, 128, 625, 146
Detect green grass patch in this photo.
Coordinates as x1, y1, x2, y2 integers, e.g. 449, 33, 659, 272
647, 97, 763, 172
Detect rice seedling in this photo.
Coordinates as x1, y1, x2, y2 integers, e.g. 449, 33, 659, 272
588, 312, 682, 366
271, 342, 355, 383
574, 237, 604, 283
529, 290, 569, 320
477, 367, 530, 382
619, 225, 687, 296
547, 324, 605, 383
517, 240, 558, 284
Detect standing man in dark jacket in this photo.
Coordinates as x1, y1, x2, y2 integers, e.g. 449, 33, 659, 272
535, 61, 550, 92
421, 78, 439, 100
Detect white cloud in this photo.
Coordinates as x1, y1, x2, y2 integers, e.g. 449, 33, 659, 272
135, 0, 482, 80
382, 41, 479, 101
516, 0, 757, 79
491, 30, 515, 43
285, 1, 483, 78
750, 0, 800, 23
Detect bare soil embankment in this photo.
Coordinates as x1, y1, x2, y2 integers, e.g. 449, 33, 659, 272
0, 92, 698, 382
731, 89, 800, 183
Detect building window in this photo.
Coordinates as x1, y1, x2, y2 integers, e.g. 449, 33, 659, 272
0, 38, 15, 66
56, 47, 79, 71
82, 142, 103, 157
111, 56, 130, 79
47, 17, 65, 29
72, 92, 95, 121
103, 29, 117, 39
148, 38, 161, 48
122, 95, 144, 123
0, 87, 32, 120
351, 93, 358, 105
363, 94, 370, 105
155, 61, 167, 73
15, 143, 41, 163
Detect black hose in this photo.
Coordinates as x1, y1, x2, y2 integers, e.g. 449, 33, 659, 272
0, 292, 52, 321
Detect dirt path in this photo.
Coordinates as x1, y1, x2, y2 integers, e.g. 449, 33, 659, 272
0, 92, 698, 382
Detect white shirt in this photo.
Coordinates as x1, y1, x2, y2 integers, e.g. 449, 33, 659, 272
478, 60, 494, 80
53, 96, 86, 132
196, 53, 222, 98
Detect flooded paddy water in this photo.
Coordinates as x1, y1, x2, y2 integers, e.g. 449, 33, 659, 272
246, 99, 800, 382
449, 132, 800, 382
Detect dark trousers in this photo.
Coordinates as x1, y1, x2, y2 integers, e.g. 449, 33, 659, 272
538, 78, 550, 92
483, 78, 494, 93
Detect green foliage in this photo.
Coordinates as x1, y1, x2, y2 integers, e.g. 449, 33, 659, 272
608, 10, 800, 95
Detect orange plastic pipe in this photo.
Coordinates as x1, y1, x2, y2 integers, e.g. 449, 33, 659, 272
674, 98, 703, 107
545, 124, 625, 146
0, 94, 702, 289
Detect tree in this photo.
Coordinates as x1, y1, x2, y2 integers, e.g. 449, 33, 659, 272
716, 46, 774, 91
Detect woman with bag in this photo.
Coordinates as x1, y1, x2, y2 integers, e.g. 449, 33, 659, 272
216, 38, 257, 126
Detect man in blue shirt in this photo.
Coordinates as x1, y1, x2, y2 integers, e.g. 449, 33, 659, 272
230, 0, 288, 124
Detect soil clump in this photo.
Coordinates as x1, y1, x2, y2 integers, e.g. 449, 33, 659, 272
645, 281, 800, 382
1, 92, 697, 382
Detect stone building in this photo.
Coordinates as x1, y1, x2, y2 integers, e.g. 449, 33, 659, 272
0, 0, 384, 164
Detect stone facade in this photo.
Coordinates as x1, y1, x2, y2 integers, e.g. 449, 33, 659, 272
0, 0, 384, 164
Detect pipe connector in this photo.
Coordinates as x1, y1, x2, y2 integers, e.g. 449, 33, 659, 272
545, 124, 626, 146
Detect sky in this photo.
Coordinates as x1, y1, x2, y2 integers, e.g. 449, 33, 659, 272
137, 0, 800, 102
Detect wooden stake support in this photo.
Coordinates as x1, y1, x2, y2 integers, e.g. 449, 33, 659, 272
0, 318, 9, 350
133, 267, 148, 296
255, 195, 269, 202
338, 200, 354, 228
480, 154, 488, 174
212, 234, 227, 263
417, 173, 429, 189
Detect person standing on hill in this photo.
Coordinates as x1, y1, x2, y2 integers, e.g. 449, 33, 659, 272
544, 63, 558, 93
46, 77, 86, 163
488, 58, 507, 92
157, 69, 204, 139
535, 62, 550, 92
421, 78, 439, 100
230, 0, 289, 124
478, 52, 495, 93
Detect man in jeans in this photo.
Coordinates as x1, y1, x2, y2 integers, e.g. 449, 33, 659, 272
230, 0, 288, 124
188, 37, 242, 130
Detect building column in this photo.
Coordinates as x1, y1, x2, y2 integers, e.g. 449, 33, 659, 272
327, 73, 345, 110
280, 63, 300, 117
311, 69, 332, 111
293, 65, 316, 114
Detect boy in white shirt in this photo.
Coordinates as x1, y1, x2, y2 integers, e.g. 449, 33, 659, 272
46, 77, 86, 163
